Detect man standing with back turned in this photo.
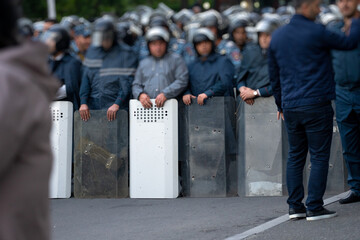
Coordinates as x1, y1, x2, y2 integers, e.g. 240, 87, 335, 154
269, 0, 360, 221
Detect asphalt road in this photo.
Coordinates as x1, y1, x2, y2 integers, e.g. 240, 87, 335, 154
50, 192, 360, 240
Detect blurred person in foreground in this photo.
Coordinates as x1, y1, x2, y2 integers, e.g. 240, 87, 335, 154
269, 0, 360, 221
0, 0, 59, 239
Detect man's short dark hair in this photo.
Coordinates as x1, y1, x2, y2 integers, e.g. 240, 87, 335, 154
293, 0, 315, 9
0, 0, 22, 49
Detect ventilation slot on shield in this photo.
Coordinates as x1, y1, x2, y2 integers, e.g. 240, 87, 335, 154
133, 106, 168, 123
51, 109, 64, 122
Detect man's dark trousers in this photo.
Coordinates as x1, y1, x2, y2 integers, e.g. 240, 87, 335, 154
336, 86, 360, 196
283, 103, 333, 211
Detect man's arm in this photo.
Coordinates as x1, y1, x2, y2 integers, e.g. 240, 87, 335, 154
79, 67, 92, 106
132, 64, 145, 100
268, 43, 282, 112
219, 57, 235, 95
161, 56, 189, 99
322, 18, 360, 50
258, 85, 273, 97
204, 75, 227, 97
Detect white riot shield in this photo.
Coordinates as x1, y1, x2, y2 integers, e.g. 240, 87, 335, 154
130, 99, 178, 198
49, 101, 73, 198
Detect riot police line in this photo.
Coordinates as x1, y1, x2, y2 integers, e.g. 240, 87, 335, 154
35, 3, 349, 199
49, 95, 346, 199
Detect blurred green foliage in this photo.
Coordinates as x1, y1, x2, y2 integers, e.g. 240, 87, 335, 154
22, 0, 195, 21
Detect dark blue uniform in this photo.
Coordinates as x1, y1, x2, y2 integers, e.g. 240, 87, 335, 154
185, 52, 234, 97
236, 43, 272, 97
49, 53, 82, 111
80, 44, 138, 110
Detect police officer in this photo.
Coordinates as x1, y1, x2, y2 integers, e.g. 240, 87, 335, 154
71, 24, 92, 61
183, 28, 235, 106
237, 19, 279, 105
42, 24, 82, 111
138, 15, 186, 61
60, 15, 81, 39
116, 21, 143, 58
79, 19, 138, 121
229, 18, 248, 53
132, 26, 188, 108
201, 13, 241, 72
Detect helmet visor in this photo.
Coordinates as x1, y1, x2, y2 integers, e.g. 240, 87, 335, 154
91, 30, 114, 47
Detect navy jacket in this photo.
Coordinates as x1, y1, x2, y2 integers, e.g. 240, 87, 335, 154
80, 44, 138, 110
328, 20, 360, 90
269, 14, 360, 111
185, 52, 235, 97
237, 43, 272, 97
49, 53, 82, 111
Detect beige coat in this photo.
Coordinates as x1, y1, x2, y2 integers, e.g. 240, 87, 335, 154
0, 42, 59, 240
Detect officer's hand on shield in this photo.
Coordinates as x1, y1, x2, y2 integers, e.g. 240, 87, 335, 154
139, 93, 153, 109
245, 99, 255, 105
182, 94, 196, 105
79, 104, 90, 121
107, 104, 119, 121
197, 93, 208, 105
240, 87, 256, 100
155, 93, 167, 108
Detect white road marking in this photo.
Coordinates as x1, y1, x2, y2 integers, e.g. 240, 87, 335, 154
224, 191, 350, 240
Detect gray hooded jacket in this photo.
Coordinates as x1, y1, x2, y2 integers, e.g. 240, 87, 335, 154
0, 42, 59, 240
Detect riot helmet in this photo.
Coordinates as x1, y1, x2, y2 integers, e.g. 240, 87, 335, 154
33, 21, 44, 38
149, 15, 168, 28
201, 14, 219, 29
173, 9, 193, 26
18, 18, 34, 39
319, 12, 342, 26
249, 12, 261, 26
276, 6, 295, 16
192, 28, 216, 56
255, 19, 279, 35
145, 26, 170, 43
41, 24, 71, 54
255, 19, 279, 50
60, 15, 80, 30
120, 11, 141, 25
199, 10, 225, 38
261, 7, 275, 14
117, 21, 142, 46
229, 18, 248, 48
92, 19, 117, 50
228, 18, 248, 35
192, 28, 215, 44
146, 26, 170, 58
74, 24, 92, 38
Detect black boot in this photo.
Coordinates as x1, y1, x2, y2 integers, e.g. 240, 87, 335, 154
339, 191, 360, 204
